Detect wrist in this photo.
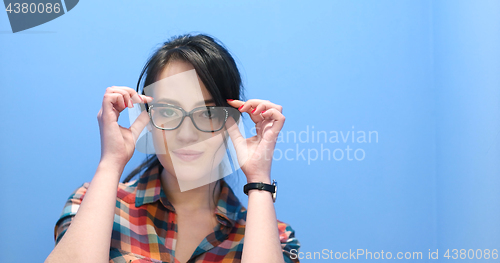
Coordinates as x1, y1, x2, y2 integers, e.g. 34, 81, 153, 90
244, 180, 277, 202
97, 159, 125, 178
247, 179, 271, 184
246, 175, 271, 184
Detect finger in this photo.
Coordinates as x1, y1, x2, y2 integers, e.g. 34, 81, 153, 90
106, 87, 133, 108
230, 99, 284, 125
248, 109, 265, 124
109, 86, 153, 104
139, 94, 154, 104
132, 93, 153, 104
107, 86, 152, 106
130, 110, 150, 143
109, 86, 140, 100
261, 108, 286, 136
102, 93, 127, 115
234, 99, 283, 114
226, 99, 244, 109
226, 99, 259, 115
251, 104, 269, 117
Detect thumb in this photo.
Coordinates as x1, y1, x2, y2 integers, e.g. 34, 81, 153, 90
225, 115, 244, 146
225, 115, 249, 167
130, 110, 150, 143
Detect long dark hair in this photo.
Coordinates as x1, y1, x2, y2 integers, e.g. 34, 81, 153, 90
123, 33, 244, 184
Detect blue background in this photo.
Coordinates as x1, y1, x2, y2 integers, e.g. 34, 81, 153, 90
1, 0, 499, 262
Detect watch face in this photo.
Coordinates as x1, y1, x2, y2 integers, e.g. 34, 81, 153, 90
272, 180, 278, 202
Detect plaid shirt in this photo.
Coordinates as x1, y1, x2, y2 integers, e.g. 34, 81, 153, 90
54, 165, 300, 263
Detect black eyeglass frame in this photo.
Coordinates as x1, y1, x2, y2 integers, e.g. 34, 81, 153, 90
147, 103, 230, 133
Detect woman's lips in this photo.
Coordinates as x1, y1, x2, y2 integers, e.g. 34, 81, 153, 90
172, 149, 203, 162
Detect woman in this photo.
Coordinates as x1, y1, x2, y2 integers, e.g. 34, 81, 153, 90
46, 33, 300, 263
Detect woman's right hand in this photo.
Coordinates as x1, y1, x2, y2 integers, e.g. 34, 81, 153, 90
96, 86, 153, 169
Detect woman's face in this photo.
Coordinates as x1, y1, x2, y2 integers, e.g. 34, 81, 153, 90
147, 60, 227, 190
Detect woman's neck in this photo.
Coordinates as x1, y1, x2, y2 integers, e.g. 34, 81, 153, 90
160, 168, 221, 214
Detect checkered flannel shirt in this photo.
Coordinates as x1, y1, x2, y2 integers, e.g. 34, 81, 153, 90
54, 166, 300, 262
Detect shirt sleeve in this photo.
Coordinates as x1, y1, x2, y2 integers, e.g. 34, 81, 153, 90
53, 182, 90, 246
278, 220, 301, 263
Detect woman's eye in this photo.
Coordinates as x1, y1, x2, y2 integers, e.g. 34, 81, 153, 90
201, 110, 214, 118
199, 108, 225, 119
160, 109, 178, 117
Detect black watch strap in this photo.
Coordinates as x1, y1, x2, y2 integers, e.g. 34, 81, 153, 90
243, 180, 277, 202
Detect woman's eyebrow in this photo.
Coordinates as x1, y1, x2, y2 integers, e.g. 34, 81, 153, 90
156, 98, 216, 106
196, 99, 215, 106
155, 98, 178, 104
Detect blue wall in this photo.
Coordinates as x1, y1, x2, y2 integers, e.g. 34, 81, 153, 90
0, 0, 498, 262
434, 0, 500, 252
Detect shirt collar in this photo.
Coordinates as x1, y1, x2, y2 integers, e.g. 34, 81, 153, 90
134, 165, 169, 208
214, 179, 245, 227
135, 165, 244, 227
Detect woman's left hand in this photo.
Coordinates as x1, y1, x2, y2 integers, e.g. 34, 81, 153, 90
225, 99, 285, 183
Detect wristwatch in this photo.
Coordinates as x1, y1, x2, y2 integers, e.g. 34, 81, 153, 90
243, 180, 278, 202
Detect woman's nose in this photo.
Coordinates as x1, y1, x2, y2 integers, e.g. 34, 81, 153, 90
175, 117, 199, 143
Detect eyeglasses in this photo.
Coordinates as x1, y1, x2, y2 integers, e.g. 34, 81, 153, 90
147, 104, 232, 132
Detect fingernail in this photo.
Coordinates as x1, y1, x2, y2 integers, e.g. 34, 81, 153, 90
251, 108, 256, 113
129, 99, 133, 108
261, 110, 266, 114
238, 104, 244, 110
227, 99, 234, 101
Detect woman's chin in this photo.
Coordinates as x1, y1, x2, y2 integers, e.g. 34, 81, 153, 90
170, 163, 223, 191
159, 151, 225, 190
172, 165, 216, 181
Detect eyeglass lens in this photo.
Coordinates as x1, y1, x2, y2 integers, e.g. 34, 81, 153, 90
150, 106, 226, 132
